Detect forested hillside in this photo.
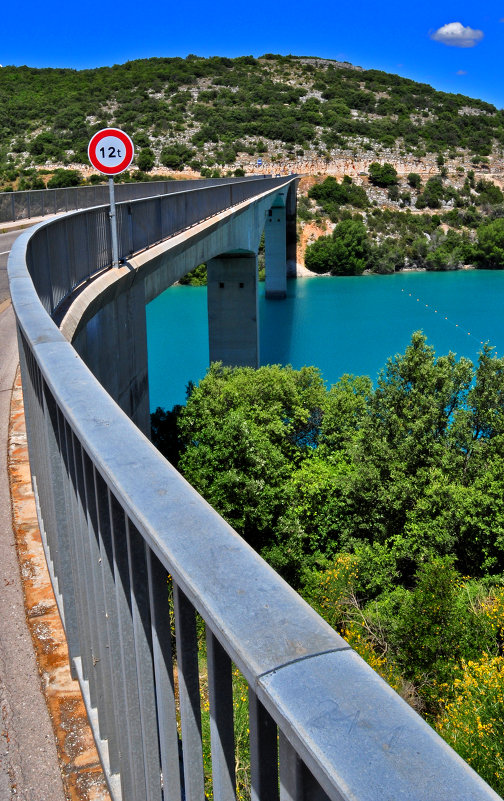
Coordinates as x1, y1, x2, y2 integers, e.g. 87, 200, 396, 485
300, 170, 504, 274
1, 53, 503, 189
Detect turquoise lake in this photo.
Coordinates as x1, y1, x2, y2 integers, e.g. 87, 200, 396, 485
146, 270, 504, 412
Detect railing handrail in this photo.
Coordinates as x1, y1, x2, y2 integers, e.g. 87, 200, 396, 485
0, 173, 279, 223
23, 175, 292, 317
8, 178, 500, 801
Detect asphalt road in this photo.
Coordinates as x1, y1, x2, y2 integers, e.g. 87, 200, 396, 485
0, 240, 66, 800
0, 231, 21, 306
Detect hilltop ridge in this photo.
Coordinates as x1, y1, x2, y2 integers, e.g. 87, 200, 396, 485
0, 53, 503, 189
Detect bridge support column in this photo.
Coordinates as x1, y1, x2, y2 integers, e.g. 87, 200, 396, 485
264, 204, 287, 299
286, 182, 298, 278
207, 254, 259, 368
72, 279, 151, 437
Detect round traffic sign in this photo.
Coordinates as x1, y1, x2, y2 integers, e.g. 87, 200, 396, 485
88, 128, 134, 175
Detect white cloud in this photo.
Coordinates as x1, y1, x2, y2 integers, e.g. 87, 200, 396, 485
430, 21, 484, 47
456, 69, 468, 75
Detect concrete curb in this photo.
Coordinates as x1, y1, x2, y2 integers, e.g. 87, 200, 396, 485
8, 367, 111, 801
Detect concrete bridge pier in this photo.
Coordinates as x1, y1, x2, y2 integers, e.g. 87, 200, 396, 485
264, 199, 287, 300
286, 182, 298, 277
207, 252, 259, 367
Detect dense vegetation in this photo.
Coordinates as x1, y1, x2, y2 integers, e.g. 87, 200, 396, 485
303, 172, 504, 273
1, 53, 504, 188
152, 334, 504, 794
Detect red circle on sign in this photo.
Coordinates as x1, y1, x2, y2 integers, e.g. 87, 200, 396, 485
88, 128, 134, 175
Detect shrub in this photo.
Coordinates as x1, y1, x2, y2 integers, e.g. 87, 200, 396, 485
309, 176, 368, 212
385, 560, 494, 707
160, 143, 194, 170
136, 148, 155, 172
435, 656, 504, 795
416, 176, 445, 209
305, 220, 370, 276
475, 218, 504, 268
407, 172, 421, 190
368, 162, 398, 188
47, 169, 83, 188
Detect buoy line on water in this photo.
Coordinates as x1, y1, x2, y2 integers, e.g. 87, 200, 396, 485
400, 288, 496, 354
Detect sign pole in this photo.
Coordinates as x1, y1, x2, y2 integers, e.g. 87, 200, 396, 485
87, 128, 135, 269
108, 177, 119, 268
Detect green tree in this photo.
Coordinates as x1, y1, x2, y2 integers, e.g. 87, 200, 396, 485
416, 176, 445, 209
474, 218, 504, 268
425, 230, 474, 271
304, 235, 335, 274
476, 179, 503, 206
305, 220, 370, 276
407, 172, 421, 190
47, 169, 83, 188
345, 333, 474, 562
321, 374, 372, 451
329, 219, 370, 275
370, 237, 405, 273
161, 143, 194, 170
368, 162, 398, 188
308, 176, 368, 214
178, 363, 326, 552
387, 185, 400, 202
178, 263, 207, 286
136, 147, 155, 172
386, 559, 494, 705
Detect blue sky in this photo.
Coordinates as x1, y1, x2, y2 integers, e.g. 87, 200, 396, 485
4, 0, 504, 108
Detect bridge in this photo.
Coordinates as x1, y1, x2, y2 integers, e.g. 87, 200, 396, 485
7, 176, 500, 801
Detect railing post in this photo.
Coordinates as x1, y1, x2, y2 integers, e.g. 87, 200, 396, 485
146, 551, 183, 801
95, 474, 136, 797
206, 628, 236, 801
39, 387, 80, 676
173, 585, 205, 801
279, 732, 304, 801
249, 690, 279, 801
125, 521, 163, 801
80, 451, 120, 773
109, 493, 149, 801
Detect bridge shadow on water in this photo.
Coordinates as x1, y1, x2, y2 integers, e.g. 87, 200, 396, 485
259, 276, 299, 366
148, 277, 303, 412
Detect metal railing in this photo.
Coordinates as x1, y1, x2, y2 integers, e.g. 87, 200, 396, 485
7, 179, 500, 801
25, 176, 289, 317
0, 175, 272, 223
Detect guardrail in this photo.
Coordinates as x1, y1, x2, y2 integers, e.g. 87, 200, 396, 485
25, 176, 289, 317
0, 174, 271, 223
8, 179, 500, 801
